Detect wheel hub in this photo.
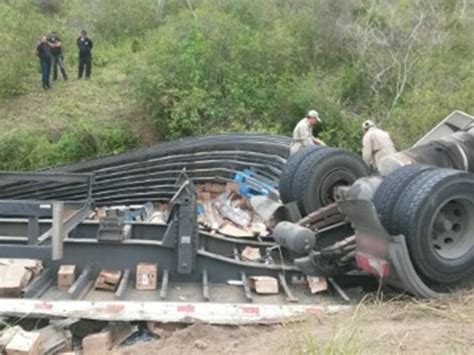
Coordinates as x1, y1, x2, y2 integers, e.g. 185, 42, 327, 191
430, 199, 474, 259
319, 169, 356, 205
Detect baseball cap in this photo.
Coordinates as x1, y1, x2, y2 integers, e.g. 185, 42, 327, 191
307, 110, 322, 123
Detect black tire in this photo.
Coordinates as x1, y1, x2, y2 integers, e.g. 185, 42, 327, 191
292, 148, 369, 215
373, 164, 436, 232
393, 168, 474, 285
278, 146, 324, 203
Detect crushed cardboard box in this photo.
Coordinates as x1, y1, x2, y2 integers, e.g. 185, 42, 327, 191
5, 329, 41, 355
95, 269, 123, 292
241, 247, 261, 261
307, 276, 328, 294
0, 259, 43, 276
82, 330, 111, 355
0, 326, 23, 353
0, 265, 33, 297
249, 276, 279, 294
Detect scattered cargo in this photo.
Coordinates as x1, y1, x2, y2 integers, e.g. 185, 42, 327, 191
0, 113, 473, 332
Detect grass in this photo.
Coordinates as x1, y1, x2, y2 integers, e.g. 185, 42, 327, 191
0, 61, 157, 171
0, 62, 138, 132
284, 290, 474, 355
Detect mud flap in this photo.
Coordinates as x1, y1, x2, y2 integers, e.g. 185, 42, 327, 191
337, 199, 441, 298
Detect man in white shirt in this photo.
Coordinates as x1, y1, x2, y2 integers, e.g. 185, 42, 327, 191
362, 120, 396, 171
290, 110, 323, 155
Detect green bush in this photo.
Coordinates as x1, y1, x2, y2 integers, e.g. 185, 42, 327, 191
63, 0, 159, 42
2, 0, 474, 169
0, 121, 138, 171
134, 6, 310, 138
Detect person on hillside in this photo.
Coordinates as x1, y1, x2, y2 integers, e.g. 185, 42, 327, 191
47, 31, 68, 81
77, 30, 93, 79
289, 110, 325, 155
362, 120, 396, 171
36, 36, 52, 90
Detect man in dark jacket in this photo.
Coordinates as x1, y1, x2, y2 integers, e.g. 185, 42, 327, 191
47, 31, 68, 81
77, 30, 93, 79
36, 36, 52, 90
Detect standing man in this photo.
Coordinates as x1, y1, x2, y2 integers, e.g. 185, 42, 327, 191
48, 31, 68, 81
290, 110, 324, 155
36, 36, 52, 90
77, 30, 93, 79
362, 120, 396, 171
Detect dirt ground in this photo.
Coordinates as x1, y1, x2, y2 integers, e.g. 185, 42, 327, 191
115, 290, 474, 354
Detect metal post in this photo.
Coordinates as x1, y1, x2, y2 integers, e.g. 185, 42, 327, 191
52, 201, 65, 260
27, 216, 39, 245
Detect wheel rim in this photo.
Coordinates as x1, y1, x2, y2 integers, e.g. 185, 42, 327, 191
319, 168, 356, 206
429, 197, 474, 260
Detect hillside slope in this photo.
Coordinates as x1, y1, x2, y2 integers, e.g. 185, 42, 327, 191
0, 63, 156, 170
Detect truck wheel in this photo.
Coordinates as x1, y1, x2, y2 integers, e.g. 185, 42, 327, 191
292, 148, 369, 215
373, 164, 436, 232
394, 168, 474, 285
279, 146, 324, 203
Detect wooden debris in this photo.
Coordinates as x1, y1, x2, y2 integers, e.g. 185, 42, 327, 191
218, 223, 253, 238
38, 326, 73, 354
5, 329, 41, 355
215, 194, 251, 228
148, 211, 167, 224
136, 263, 158, 290
0, 259, 43, 276
58, 265, 76, 289
307, 276, 328, 294
94, 269, 123, 292
250, 222, 268, 237
197, 212, 208, 226
200, 192, 224, 230
225, 182, 240, 194
249, 276, 279, 294
89, 207, 107, 221
241, 247, 261, 261
202, 183, 226, 194
82, 330, 112, 355
0, 265, 33, 297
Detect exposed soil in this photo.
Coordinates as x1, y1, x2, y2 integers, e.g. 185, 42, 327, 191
115, 290, 474, 354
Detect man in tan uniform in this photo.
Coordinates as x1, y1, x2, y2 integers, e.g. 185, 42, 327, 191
290, 110, 323, 155
362, 120, 396, 171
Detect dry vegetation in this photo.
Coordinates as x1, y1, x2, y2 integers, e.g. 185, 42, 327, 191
116, 290, 474, 355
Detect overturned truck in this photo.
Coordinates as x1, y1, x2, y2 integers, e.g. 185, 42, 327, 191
276, 110, 474, 298
0, 112, 472, 323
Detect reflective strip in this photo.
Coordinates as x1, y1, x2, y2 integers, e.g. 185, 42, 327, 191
0, 300, 351, 325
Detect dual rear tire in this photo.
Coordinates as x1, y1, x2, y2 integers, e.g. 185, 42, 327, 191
374, 165, 474, 285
